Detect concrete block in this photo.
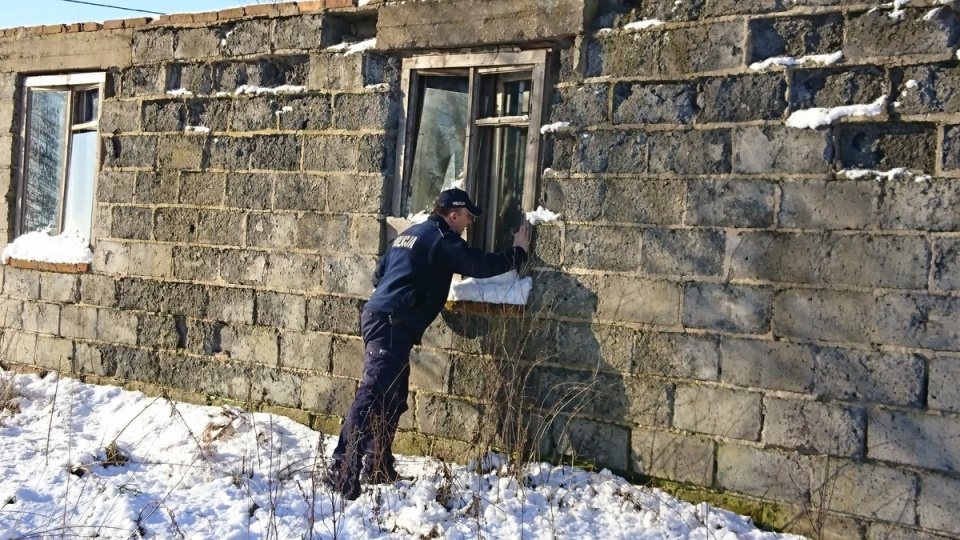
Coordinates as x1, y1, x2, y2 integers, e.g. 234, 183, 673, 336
876, 293, 960, 351
110, 206, 153, 241
572, 131, 647, 174
836, 122, 936, 172
377, 0, 592, 50
659, 21, 745, 76
845, 7, 960, 60
716, 444, 811, 503
674, 385, 762, 440
179, 171, 225, 206
623, 377, 674, 427
278, 95, 331, 132
820, 234, 929, 289
303, 134, 357, 172
920, 473, 960, 535
331, 336, 364, 379
596, 275, 680, 325
813, 459, 917, 523
157, 134, 208, 170
636, 332, 719, 381
301, 374, 355, 417
898, 64, 960, 116
116, 277, 163, 312
186, 98, 230, 132
100, 99, 141, 133
682, 283, 773, 334
929, 356, 960, 413
641, 228, 725, 277
305, 295, 362, 335
265, 252, 324, 292
22, 301, 60, 335
138, 313, 180, 350
34, 335, 73, 372
197, 210, 245, 247
127, 242, 174, 278
220, 249, 268, 285
4, 331, 36, 366
96, 308, 138, 346
730, 231, 823, 283
934, 237, 960, 290
539, 177, 603, 222
3, 267, 40, 299
0, 298, 23, 330
332, 91, 398, 131
868, 523, 956, 540
246, 213, 297, 249
358, 134, 396, 174
221, 324, 278, 365
604, 178, 684, 225
296, 213, 350, 251
764, 397, 865, 457
816, 347, 925, 407
551, 84, 608, 127
417, 393, 485, 441
564, 224, 641, 271
549, 322, 634, 373
686, 179, 775, 228
154, 207, 199, 243
97, 170, 137, 204
132, 28, 174, 64
229, 96, 278, 132
630, 428, 715, 485
103, 134, 157, 169
649, 129, 730, 175
732, 126, 833, 174
350, 215, 383, 255
528, 270, 599, 319
780, 179, 877, 230
308, 53, 364, 90
253, 368, 302, 408
721, 338, 814, 393
39, 273, 79, 304
79, 274, 117, 308
225, 172, 274, 210
273, 14, 324, 51
255, 291, 306, 330
791, 66, 887, 111
168, 282, 211, 318
773, 289, 875, 344
207, 286, 254, 325
699, 74, 787, 123
207, 136, 251, 171
280, 330, 332, 372
449, 352, 497, 398
322, 253, 377, 296
551, 414, 630, 472
748, 14, 844, 62
246, 135, 299, 171
612, 82, 696, 125
172, 245, 221, 282
274, 173, 325, 211
879, 178, 960, 232
869, 408, 960, 472
76, 341, 109, 377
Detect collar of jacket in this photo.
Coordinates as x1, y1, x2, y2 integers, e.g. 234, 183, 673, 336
427, 213, 450, 232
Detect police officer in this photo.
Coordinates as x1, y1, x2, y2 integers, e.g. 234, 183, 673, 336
329, 188, 531, 499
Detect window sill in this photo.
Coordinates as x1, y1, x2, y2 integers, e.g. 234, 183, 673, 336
444, 300, 526, 316
4, 258, 90, 273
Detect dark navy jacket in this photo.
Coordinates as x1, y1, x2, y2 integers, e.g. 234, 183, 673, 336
364, 214, 528, 343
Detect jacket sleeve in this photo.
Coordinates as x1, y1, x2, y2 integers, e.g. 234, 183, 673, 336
433, 233, 528, 278
371, 255, 387, 288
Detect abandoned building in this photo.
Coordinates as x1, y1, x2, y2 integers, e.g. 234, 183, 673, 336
1, 0, 960, 537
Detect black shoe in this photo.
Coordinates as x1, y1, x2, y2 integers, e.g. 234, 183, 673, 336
324, 466, 362, 500
360, 466, 408, 485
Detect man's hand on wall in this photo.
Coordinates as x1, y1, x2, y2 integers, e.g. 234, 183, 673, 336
513, 222, 531, 253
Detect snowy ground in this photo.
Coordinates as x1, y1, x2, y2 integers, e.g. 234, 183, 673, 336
0, 370, 805, 539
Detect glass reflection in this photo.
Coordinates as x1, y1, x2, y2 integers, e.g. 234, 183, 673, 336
63, 131, 97, 240
409, 76, 469, 214
22, 90, 68, 233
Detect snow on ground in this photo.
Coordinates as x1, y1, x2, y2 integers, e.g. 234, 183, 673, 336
785, 96, 886, 129
1, 230, 92, 265
0, 370, 804, 540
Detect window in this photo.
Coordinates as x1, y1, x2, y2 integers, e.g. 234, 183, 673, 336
16, 73, 104, 242
395, 51, 549, 252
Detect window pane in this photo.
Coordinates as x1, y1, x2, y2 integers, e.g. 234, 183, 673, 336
492, 126, 527, 252
62, 130, 97, 240
22, 90, 69, 233
73, 88, 99, 125
408, 76, 469, 214
502, 80, 531, 117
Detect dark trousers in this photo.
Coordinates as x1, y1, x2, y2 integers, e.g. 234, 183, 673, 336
332, 308, 412, 476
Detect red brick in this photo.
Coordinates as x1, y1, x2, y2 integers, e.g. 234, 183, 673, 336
156, 13, 195, 25
218, 7, 246, 20
102, 19, 125, 29
192, 11, 219, 23
42, 24, 64, 34
297, 0, 326, 13
327, 0, 355, 7
81, 22, 102, 32
277, 2, 300, 15
245, 4, 280, 17
123, 17, 151, 28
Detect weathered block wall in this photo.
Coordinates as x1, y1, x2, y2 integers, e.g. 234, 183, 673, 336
1, 1, 960, 539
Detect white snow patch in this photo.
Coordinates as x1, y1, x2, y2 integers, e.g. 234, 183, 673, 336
235, 85, 306, 95
365, 83, 391, 91
786, 96, 886, 129
185, 125, 210, 133
165, 88, 194, 97
749, 51, 843, 70
274, 106, 294, 117
326, 37, 377, 55
359, 0, 373, 5
540, 121, 572, 134
838, 168, 931, 182
2, 230, 92, 264
449, 270, 532, 305
906, 79, 919, 89
924, 7, 943, 20
624, 19, 664, 31
406, 211, 430, 224
595, 27, 614, 35
526, 206, 561, 225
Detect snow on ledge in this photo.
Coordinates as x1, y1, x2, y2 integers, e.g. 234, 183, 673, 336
540, 122, 572, 134
166, 88, 194, 97
325, 38, 377, 55
526, 206, 561, 225
624, 19, 664, 31
786, 96, 886, 129
234, 85, 306, 95
448, 270, 531, 305
749, 51, 843, 71
2, 230, 93, 265
838, 168, 931, 182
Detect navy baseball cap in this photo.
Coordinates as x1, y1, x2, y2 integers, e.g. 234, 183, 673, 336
436, 188, 483, 216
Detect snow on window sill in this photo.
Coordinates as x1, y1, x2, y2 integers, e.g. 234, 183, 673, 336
4, 257, 89, 273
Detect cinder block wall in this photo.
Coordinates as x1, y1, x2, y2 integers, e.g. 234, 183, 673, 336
1, 1, 960, 538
